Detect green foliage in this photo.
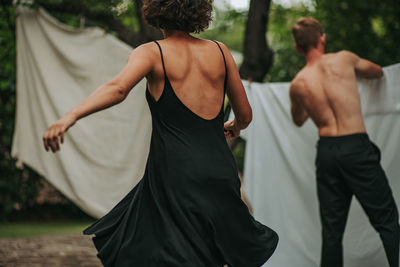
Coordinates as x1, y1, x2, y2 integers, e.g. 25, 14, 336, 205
315, 0, 400, 66
0, 221, 93, 238
198, 3, 314, 82
0, 2, 43, 221
120, 1, 140, 32
231, 137, 246, 172
0, 0, 140, 221
32, 0, 140, 31
2, 0, 400, 218
201, 1, 400, 82
267, 4, 315, 82
198, 7, 247, 52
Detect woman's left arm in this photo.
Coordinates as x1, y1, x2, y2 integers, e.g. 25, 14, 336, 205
43, 43, 155, 152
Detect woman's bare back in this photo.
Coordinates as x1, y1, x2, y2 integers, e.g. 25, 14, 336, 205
147, 37, 226, 120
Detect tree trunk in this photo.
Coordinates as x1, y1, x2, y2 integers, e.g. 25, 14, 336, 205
134, 0, 163, 43
239, 0, 273, 82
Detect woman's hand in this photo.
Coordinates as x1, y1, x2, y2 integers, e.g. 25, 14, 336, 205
43, 113, 77, 153
224, 119, 240, 139
41, 43, 156, 153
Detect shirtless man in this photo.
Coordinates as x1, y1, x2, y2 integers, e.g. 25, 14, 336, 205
290, 17, 400, 267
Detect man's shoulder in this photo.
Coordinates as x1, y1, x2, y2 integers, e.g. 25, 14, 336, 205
290, 73, 306, 94
321, 50, 358, 72
326, 50, 357, 61
292, 68, 308, 85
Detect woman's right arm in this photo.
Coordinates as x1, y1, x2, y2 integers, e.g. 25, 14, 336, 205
43, 43, 156, 152
218, 42, 252, 138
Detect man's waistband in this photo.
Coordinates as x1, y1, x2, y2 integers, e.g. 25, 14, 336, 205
318, 132, 369, 144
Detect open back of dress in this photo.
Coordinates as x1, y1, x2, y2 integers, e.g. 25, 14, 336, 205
84, 41, 278, 267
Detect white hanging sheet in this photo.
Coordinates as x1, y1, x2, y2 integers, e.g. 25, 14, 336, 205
13, 6, 151, 218
235, 65, 400, 267
13, 6, 400, 266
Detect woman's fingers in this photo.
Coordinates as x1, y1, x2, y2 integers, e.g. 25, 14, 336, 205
49, 127, 57, 152
224, 128, 237, 139
55, 128, 62, 151
48, 136, 57, 152
54, 127, 63, 151
43, 134, 49, 151
225, 128, 239, 139
53, 136, 60, 151
59, 129, 65, 144
43, 124, 65, 153
43, 126, 53, 151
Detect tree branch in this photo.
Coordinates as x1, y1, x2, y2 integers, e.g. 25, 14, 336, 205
38, 1, 162, 48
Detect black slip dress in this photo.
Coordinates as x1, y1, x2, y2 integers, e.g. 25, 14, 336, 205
83, 40, 278, 267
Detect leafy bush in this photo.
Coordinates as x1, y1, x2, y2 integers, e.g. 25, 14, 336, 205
0, 3, 44, 221
316, 0, 400, 67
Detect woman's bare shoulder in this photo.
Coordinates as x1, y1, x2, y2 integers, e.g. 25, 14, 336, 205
125, 41, 162, 66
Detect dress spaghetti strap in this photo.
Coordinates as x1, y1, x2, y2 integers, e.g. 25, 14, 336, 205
154, 41, 167, 80
84, 38, 278, 266
212, 40, 228, 94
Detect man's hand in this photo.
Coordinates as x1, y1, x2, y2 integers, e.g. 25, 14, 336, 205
43, 113, 77, 153
224, 120, 240, 139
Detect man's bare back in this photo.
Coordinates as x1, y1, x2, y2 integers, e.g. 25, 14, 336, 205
290, 50, 383, 136
290, 18, 399, 267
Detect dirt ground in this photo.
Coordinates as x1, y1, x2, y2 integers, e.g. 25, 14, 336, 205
0, 234, 102, 267
0, 235, 231, 267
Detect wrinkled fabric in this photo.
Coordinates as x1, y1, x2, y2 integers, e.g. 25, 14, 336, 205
84, 42, 278, 266
234, 65, 400, 267
13, 6, 151, 218
316, 134, 399, 267
13, 6, 400, 267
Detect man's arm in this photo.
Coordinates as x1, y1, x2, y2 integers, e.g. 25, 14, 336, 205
342, 50, 384, 79
289, 82, 309, 127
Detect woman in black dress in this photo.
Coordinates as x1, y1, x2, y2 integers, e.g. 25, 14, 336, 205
43, 0, 278, 266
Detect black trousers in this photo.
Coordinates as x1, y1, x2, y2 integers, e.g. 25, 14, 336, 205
316, 133, 400, 267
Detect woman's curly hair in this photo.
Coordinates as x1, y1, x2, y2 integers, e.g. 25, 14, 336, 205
142, 0, 213, 34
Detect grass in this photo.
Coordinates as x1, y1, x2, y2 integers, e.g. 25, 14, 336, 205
0, 221, 95, 239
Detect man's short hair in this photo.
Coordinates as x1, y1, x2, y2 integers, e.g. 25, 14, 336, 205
292, 17, 324, 53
